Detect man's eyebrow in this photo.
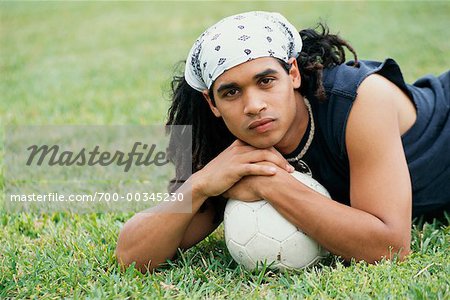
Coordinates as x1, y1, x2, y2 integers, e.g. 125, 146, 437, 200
253, 68, 279, 80
216, 68, 280, 94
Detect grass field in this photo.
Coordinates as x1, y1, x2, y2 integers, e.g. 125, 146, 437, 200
1, 1, 450, 299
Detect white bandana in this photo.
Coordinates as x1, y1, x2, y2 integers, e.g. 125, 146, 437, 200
184, 11, 303, 92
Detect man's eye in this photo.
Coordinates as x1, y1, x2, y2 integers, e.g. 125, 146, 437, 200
260, 78, 274, 85
225, 89, 239, 97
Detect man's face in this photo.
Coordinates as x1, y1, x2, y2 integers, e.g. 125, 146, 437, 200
202, 57, 303, 152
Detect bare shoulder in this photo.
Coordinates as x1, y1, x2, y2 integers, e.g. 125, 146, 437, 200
346, 74, 401, 154
345, 73, 412, 222
357, 73, 409, 107
355, 74, 416, 135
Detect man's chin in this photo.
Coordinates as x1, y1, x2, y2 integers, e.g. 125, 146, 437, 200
244, 137, 279, 149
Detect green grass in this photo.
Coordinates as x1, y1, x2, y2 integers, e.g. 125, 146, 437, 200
1, 213, 449, 298
1, 1, 449, 299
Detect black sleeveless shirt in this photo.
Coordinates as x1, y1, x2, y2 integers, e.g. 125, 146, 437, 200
285, 59, 450, 218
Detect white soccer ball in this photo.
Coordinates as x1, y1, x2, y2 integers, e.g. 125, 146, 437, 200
224, 171, 330, 271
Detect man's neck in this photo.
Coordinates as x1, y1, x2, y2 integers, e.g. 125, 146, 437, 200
275, 93, 309, 155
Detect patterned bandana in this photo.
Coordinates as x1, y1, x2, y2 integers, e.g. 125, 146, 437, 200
184, 11, 303, 92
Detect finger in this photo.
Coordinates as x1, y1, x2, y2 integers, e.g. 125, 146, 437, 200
230, 139, 255, 148
228, 140, 294, 172
240, 149, 294, 172
266, 147, 295, 172
236, 163, 278, 177
227, 139, 258, 154
230, 139, 245, 147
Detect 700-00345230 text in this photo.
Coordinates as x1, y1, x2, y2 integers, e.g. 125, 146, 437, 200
9, 192, 184, 203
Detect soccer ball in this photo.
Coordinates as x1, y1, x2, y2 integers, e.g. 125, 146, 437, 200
224, 171, 330, 271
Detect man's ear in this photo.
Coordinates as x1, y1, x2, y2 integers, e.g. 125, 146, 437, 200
202, 90, 222, 118
288, 57, 301, 89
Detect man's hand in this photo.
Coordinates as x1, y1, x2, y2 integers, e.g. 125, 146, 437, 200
222, 162, 288, 201
195, 139, 294, 199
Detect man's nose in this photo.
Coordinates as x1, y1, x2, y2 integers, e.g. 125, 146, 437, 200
243, 91, 267, 115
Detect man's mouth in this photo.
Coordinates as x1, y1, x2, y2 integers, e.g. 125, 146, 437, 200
248, 118, 275, 133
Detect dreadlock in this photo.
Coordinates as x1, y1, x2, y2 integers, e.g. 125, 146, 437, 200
165, 23, 357, 215
298, 23, 358, 101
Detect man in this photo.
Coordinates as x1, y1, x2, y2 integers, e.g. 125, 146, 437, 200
116, 11, 449, 272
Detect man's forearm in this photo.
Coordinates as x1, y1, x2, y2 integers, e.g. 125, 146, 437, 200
115, 174, 209, 272
260, 173, 411, 263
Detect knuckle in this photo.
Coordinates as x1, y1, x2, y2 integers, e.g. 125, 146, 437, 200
242, 164, 252, 174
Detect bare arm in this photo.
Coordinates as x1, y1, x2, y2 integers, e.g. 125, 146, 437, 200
260, 174, 411, 263
115, 140, 293, 272
115, 174, 214, 272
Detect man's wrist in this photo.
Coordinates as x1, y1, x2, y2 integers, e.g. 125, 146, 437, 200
189, 171, 210, 203
258, 170, 295, 202
258, 173, 277, 201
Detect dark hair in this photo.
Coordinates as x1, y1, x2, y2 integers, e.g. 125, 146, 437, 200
165, 23, 357, 216
298, 23, 358, 101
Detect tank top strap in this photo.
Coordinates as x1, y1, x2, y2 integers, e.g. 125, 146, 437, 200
318, 58, 411, 157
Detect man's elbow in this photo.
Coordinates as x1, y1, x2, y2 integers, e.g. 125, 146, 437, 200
366, 235, 411, 264
387, 230, 411, 261
115, 231, 148, 273
115, 234, 171, 274
115, 242, 134, 270
115, 246, 157, 274
388, 238, 411, 261
372, 246, 410, 264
